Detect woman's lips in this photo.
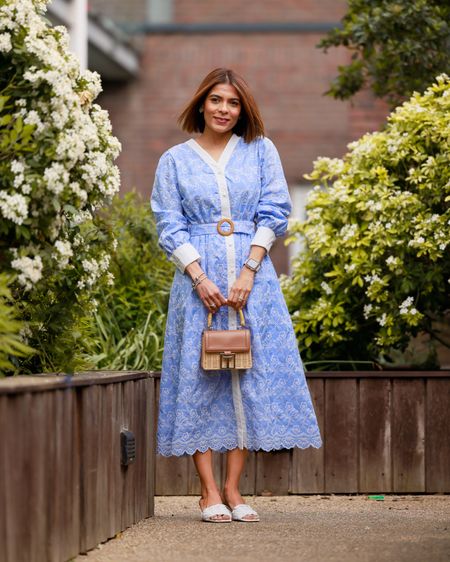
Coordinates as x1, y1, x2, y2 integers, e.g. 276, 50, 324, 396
214, 116, 229, 124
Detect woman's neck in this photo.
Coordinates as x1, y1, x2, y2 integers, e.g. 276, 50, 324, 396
198, 128, 233, 148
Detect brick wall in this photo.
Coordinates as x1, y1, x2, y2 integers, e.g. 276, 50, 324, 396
89, 0, 347, 24
94, 0, 389, 271
99, 33, 388, 197
174, 0, 347, 24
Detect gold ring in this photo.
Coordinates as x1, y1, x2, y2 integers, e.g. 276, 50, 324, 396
217, 218, 234, 236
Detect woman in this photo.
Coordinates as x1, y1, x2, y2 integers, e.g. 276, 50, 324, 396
151, 68, 322, 523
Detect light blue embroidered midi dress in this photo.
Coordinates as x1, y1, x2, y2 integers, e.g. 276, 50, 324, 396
151, 133, 322, 456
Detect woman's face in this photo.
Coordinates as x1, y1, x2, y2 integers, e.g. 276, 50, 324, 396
202, 83, 241, 136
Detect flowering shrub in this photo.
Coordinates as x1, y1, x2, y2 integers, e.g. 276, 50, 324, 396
282, 75, 450, 366
0, 0, 121, 373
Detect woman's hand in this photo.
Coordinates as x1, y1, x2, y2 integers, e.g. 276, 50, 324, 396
228, 267, 255, 310
196, 277, 227, 313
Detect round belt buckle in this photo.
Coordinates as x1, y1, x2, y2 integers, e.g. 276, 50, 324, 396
217, 218, 234, 236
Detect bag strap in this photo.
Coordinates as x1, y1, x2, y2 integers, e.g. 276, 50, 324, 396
207, 307, 246, 329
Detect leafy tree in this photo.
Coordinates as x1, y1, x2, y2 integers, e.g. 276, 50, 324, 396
282, 75, 450, 368
319, 0, 450, 105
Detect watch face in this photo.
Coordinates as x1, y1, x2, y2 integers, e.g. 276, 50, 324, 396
246, 258, 260, 270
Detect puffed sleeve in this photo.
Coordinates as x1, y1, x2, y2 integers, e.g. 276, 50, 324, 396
150, 151, 201, 273
250, 137, 292, 252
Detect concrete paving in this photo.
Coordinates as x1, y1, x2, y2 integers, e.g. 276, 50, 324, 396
77, 495, 450, 562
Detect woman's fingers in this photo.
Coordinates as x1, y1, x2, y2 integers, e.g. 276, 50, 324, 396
197, 280, 227, 312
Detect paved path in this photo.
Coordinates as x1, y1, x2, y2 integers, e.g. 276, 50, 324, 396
77, 495, 450, 562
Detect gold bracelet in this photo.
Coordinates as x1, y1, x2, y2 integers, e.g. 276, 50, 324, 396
191, 272, 207, 290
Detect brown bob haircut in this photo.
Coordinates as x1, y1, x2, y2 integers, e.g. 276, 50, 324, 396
177, 68, 265, 143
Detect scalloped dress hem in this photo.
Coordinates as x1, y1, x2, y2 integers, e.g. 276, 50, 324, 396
157, 437, 323, 458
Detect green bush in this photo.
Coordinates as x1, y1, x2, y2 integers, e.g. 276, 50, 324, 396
282, 75, 450, 367
0, 274, 34, 374
79, 192, 174, 371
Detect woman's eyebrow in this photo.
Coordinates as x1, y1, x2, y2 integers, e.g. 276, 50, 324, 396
209, 94, 240, 102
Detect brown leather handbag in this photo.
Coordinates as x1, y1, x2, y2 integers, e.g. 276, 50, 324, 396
201, 308, 252, 371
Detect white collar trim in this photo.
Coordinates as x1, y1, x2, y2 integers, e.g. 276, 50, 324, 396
187, 133, 240, 170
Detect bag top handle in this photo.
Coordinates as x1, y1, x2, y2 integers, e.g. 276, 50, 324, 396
207, 307, 246, 329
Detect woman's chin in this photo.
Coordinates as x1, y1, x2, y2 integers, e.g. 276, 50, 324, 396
206, 122, 235, 135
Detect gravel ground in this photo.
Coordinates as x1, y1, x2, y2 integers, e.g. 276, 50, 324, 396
76, 495, 450, 562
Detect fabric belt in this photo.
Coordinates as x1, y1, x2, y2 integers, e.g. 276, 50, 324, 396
188, 220, 256, 237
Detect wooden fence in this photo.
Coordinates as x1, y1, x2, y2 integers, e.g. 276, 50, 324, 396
1, 369, 449, 560
155, 371, 450, 495
0, 371, 157, 562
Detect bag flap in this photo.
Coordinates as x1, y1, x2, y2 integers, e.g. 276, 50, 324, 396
203, 329, 250, 353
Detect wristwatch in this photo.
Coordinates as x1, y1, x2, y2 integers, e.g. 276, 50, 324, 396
243, 258, 261, 272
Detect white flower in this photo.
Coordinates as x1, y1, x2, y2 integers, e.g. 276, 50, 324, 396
377, 313, 387, 327
82, 258, 98, 274
43, 162, 69, 195
340, 224, 358, 242
399, 296, 419, 317
0, 32, 12, 52
0, 192, 28, 225
321, 281, 333, 295
53, 240, 73, 268
344, 263, 356, 272
24, 109, 44, 133
363, 304, 373, 319
11, 255, 43, 291
11, 160, 25, 174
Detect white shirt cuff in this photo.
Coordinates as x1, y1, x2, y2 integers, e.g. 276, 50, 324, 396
170, 242, 201, 273
250, 226, 276, 252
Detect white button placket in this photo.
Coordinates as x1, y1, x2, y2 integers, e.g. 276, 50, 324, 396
186, 135, 248, 450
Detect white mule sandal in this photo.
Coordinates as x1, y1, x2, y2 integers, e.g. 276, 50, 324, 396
201, 503, 232, 523
231, 504, 260, 522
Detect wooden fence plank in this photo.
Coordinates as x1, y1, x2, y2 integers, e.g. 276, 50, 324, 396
324, 379, 358, 492
112, 383, 124, 535
146, 378, 156, 516
238, 451, 257, 495
154, 377, 189, 495
0, 396, 8, 562
359, 379, 392, 493
46, 390, 79, 562
79, 385, 101, 553
255, 450, 291, 495
156, 455, 189, 495
426, 379, 450, 492
31, 392, 50, 562
4, 394, 26, 562
121, 381, 136, 529
290, 378, 325, 493
133, 379, 150, 523
392, 379, 425, 492
102, 384, 119, 539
